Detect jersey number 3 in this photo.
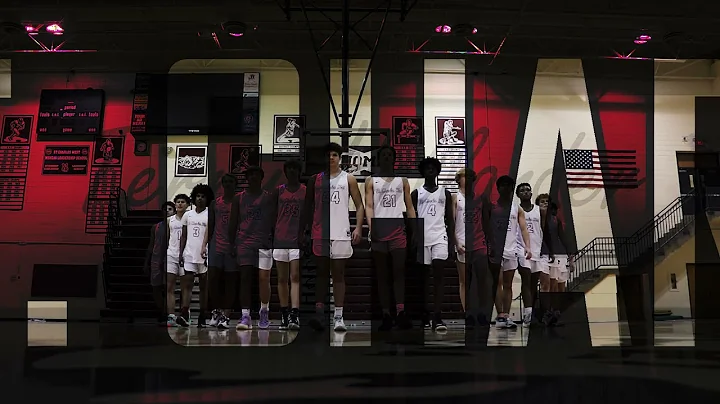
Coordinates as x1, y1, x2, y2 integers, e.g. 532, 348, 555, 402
331, 190, 340, 204
381, 194, 397, 208
192, 227, 200, 237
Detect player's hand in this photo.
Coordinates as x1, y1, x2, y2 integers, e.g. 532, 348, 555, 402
525, 249, 532, 260
179, 256, 184, 266
351, 228, 362, 245
456, 242, 466, 255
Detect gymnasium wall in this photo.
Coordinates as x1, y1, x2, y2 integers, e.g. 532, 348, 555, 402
654, 215, 720, 318
166, 59, 300, 197
0, 59, 10, 98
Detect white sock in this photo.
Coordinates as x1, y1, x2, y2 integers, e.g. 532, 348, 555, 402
261, 303, 269, 310
524, 307, 532, 315
242, 309, 250, 316
334, 307, 343, 317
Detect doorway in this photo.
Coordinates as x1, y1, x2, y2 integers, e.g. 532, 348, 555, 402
676, 151, 720, 213
686, 263, 695, 318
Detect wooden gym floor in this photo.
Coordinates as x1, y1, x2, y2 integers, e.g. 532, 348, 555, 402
28, 318, 696, 347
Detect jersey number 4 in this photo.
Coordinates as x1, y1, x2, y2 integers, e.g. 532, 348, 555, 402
427, 204, 437, 216
331, 190, 341, 204
381, 194, 397, 208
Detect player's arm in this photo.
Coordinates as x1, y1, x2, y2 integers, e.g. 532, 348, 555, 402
201, 225, 209, 257
402, 178, 416, 219
451, 193, 460, 246
269, 187, 280, 240
298, 175, 316, 242
179, 214, 188, 262
207, 199, 216, 243
364, 179, 374, 232
348, 174, 365, 241
228, 194, 241, 249
557, 219, 574, 257
517, 208, 531, 259
444, 189, 455, 249
411, 189, 418, 213
143, 224, 156, 273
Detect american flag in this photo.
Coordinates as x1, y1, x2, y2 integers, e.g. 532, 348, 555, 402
563, 149, 638, 188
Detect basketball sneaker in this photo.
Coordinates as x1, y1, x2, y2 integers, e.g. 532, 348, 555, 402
309, 307, 325, 331
465, 314, 476, 331
175, 313, 189, 328
167, 314, 177, 327
333, 316, 347, 332
288, 309, 300, 330
379, 312, 394, 331
236, 313, 252, 330
522, 308, 533, 328
432, 317, 447, 332
422, 312, 431, 329
258, 308, 270, 329
495, 316, 507, 329
396, 311, 412, 330
279, 309, 290, 330
208, 310, 220, 327
217, 314, 230, 330
505, 317, 518, 329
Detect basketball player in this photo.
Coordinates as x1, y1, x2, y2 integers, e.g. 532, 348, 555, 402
144, 201, 176, 325
299, 142, 365, 332
545, 201, 574, 292
229, 166, 275, 330
180, 184, 213, 327
365, 145, 416, 330
411, 157, 454, 332
516, 183, 550, 327
277, 118, 300, 143
273, 160, 305, 330
207, 174, 238, 329
489, 176, 531, 329
166, 194, 191, 327
453, 168, 493, 329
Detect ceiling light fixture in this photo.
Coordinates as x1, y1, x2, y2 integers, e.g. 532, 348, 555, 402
435, 25, 452, 34
45, 23, 64, 35
222, 21, 246, 37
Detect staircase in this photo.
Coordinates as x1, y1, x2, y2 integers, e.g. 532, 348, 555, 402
101, 189, 163, 322
568, 192, 701, 291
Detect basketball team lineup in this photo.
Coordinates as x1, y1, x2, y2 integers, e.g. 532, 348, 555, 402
146, 142, 575, 337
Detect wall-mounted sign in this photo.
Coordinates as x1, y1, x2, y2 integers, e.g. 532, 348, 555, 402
86, 135, 124, 233
175, 146, 208, 177
37, 89, 105, 136
42, 146, 89, 175
435, 117, 466, 193
229, 145, 261, 191
391, 116, 424, 178
273, 115, 306, 160
0, 115, 32, 210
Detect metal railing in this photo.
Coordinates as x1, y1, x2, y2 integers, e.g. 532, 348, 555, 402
568, 192, 699, 291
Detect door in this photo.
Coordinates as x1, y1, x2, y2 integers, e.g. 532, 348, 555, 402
686, 263, 695, 318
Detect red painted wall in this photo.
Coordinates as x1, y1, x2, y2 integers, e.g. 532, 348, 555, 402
0, 72, 162, 311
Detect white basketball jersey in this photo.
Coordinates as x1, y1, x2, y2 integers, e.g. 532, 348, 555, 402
417, 186, 448, 246
455, 191, 466, 244
167, 213, 185, 260
182, 207, 208, 263
329, 171, 351, 241
373, 177, 405, 218
523, 204, 542, 260
502, 203, 520, 259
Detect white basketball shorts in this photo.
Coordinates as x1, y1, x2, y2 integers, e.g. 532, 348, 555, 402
530, 256, 550, 274
166, 257, 186, 276
183, 262, 208, 275
273, 248, 301, 263
421, 242, 449, 265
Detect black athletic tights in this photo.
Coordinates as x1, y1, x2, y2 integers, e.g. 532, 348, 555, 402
373, 249, 407, 312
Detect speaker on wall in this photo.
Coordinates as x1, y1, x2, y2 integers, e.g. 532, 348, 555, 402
134, 138, 150, 156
